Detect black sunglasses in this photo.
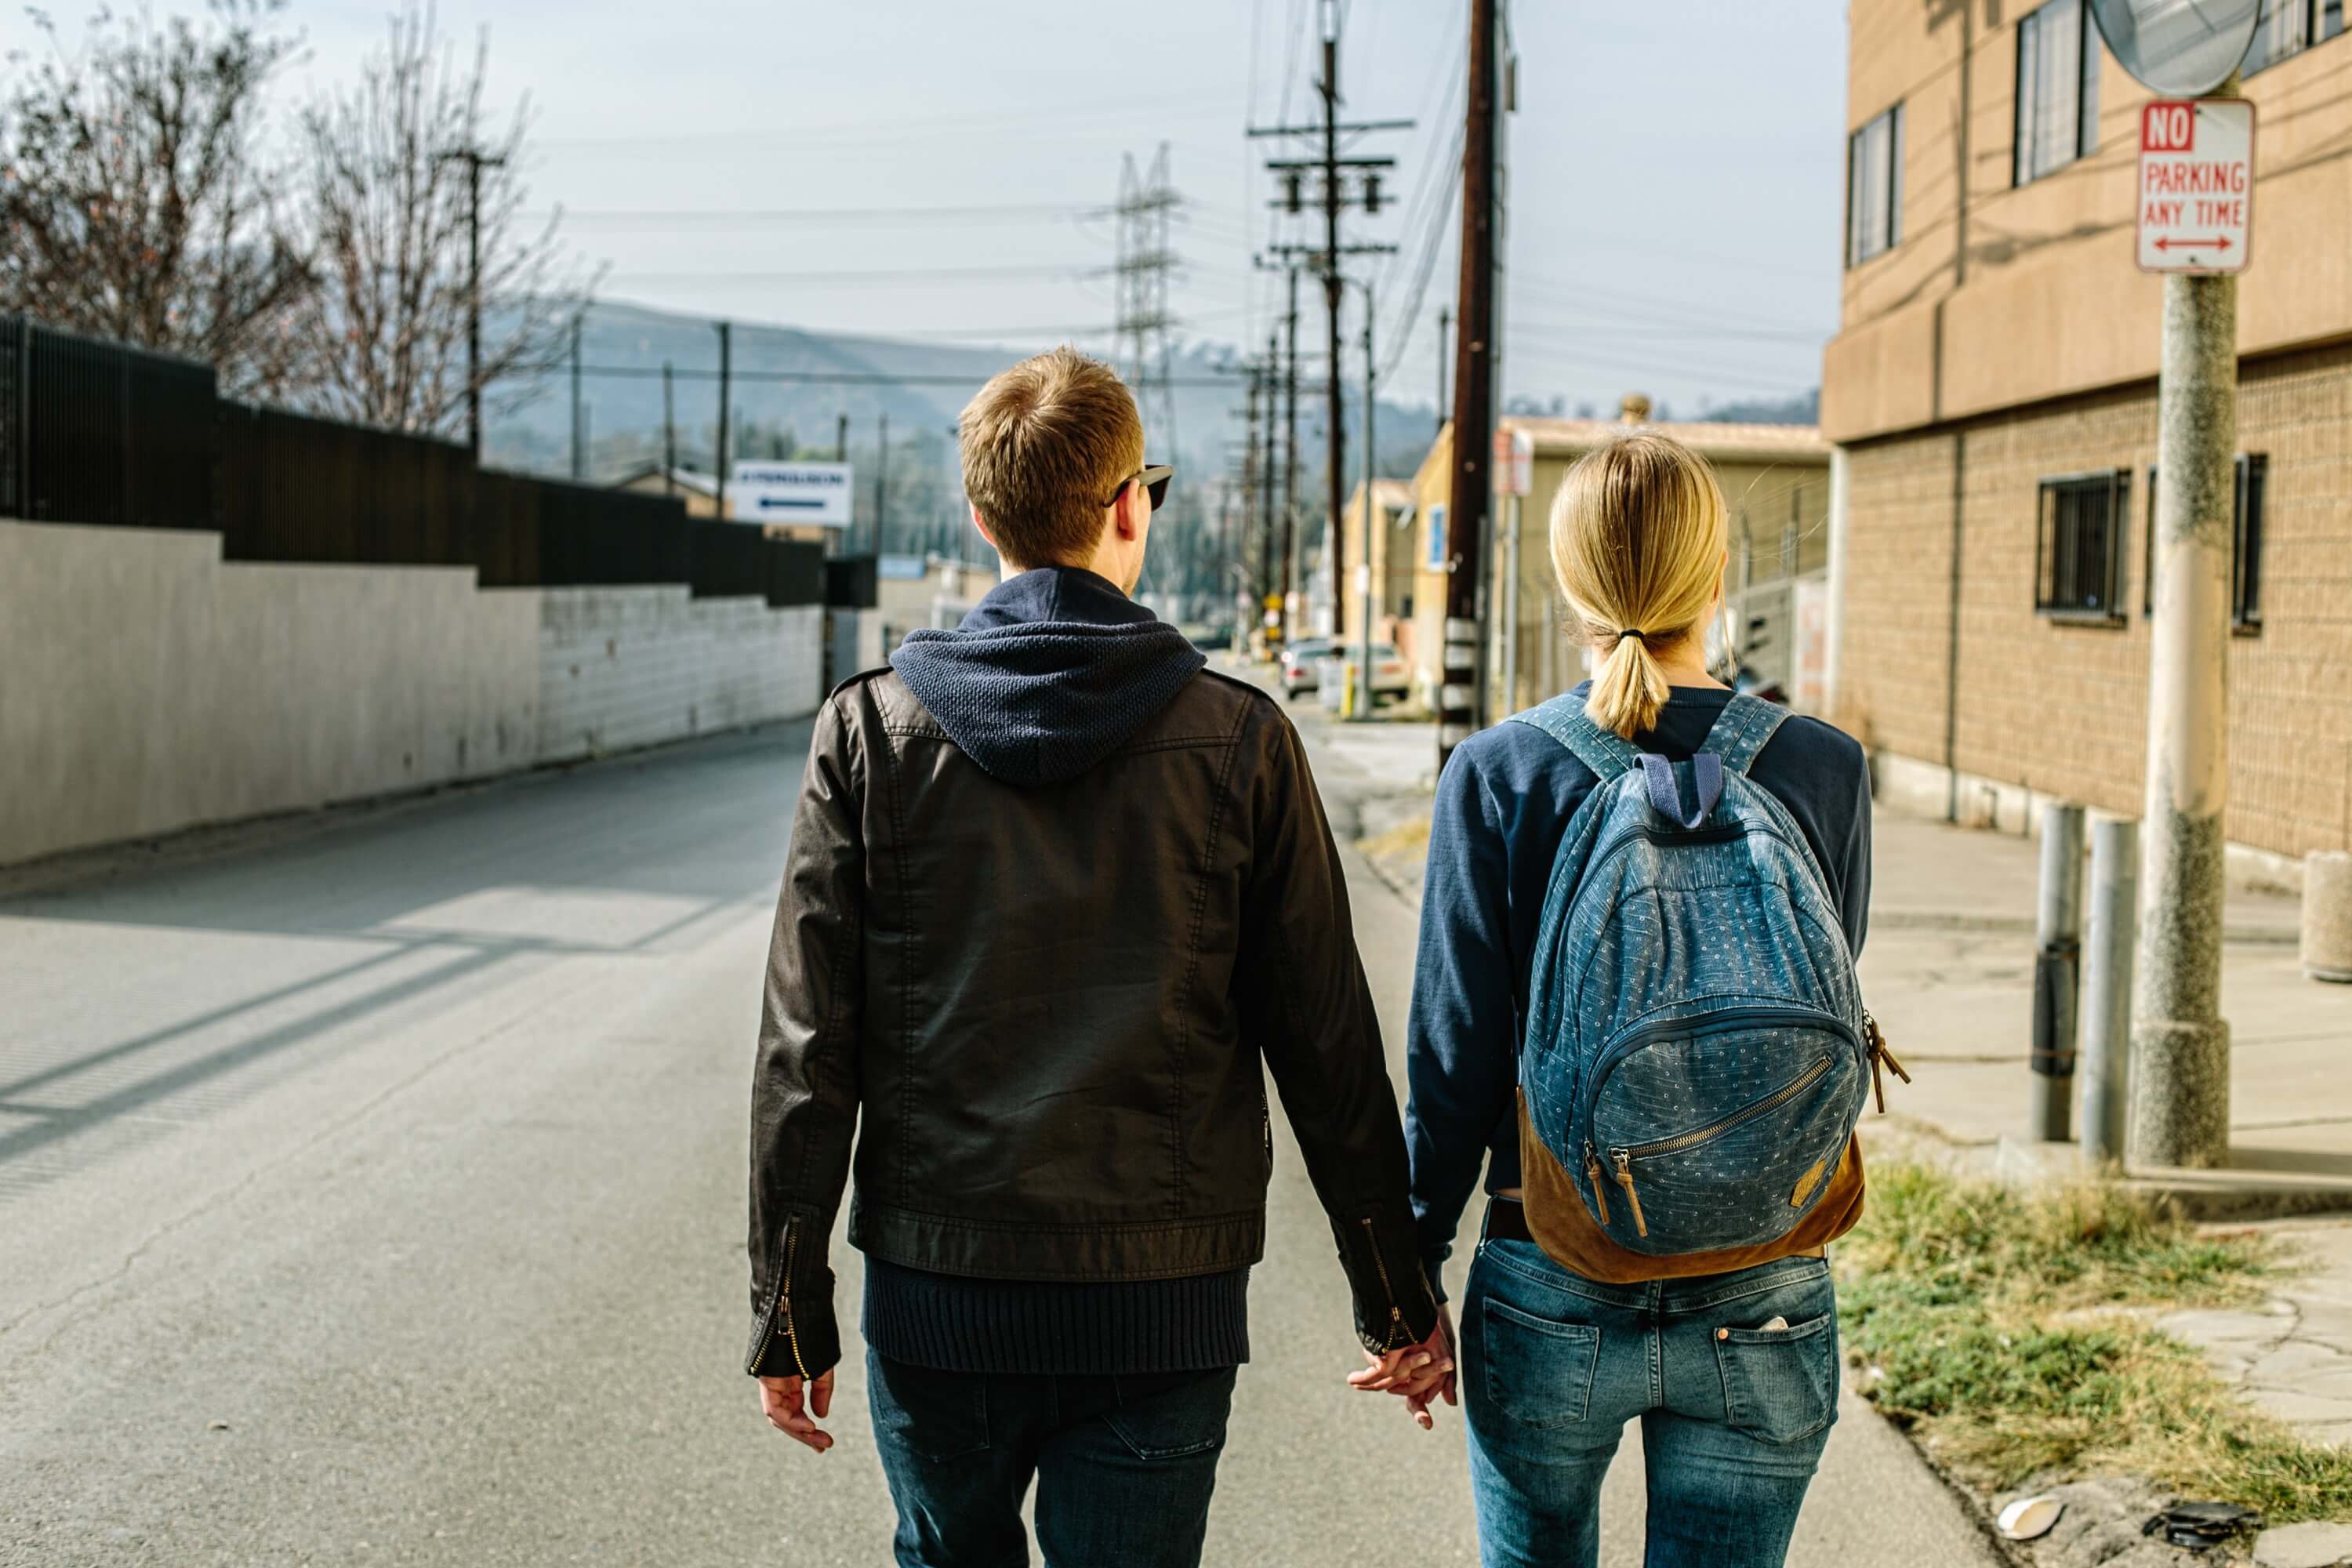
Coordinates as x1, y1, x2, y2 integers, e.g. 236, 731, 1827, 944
1101, 463, 1174, 512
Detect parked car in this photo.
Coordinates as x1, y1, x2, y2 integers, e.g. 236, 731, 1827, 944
1279, 638, 1334, 698
1312, 643, 1412, 709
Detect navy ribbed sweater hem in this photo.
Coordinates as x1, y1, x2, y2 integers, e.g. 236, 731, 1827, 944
862, 1258, 1250, 1376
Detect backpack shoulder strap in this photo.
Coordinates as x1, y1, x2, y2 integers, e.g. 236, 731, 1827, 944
1505, 695, 1642, 782
1698, 693, 1791, 778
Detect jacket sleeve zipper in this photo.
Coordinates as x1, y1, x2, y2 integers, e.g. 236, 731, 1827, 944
751, 1217, 813, 1380
1358, 1215, 1408, 1352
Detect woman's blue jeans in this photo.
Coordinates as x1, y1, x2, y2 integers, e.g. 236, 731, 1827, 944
1460, 1229, 1840, 1568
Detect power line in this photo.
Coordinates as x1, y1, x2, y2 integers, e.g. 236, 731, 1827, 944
525, 363, 1247, 387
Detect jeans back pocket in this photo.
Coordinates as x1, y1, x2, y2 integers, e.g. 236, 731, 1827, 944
1478, 1298, 1602, 1429
1712, 1310, 1838, 1445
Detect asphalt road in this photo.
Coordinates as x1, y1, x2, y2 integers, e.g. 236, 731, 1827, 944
0, 704, 2005, 1567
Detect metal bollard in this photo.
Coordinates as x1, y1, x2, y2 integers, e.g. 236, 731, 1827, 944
2078, 818, 2140, 1169
2031, 803, 2086, 1142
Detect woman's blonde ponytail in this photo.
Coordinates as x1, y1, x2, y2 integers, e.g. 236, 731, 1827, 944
1544, 433, 1729, 740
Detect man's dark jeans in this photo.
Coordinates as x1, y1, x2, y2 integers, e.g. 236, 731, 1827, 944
866, 1350, 1238, 1568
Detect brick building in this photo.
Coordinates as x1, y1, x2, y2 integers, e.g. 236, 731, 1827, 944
1824, 1, 2352, 871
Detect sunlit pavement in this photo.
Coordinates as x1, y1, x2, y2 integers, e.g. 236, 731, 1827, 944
0, 711, 1998, 1566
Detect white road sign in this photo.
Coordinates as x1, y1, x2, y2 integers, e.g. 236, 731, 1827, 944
2137, 98, 2253, 274
729, 461, 854, 526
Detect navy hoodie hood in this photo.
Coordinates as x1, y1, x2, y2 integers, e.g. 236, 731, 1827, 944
889, 566, 1207, 789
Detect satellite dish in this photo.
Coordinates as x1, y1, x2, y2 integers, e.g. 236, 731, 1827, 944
2086, 0, 2262, 98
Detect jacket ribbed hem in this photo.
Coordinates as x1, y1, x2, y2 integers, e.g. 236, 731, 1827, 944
862, 1258, 1250, 1376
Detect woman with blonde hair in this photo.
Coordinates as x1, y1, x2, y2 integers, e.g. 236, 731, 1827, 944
1362, 431, 1873, 1566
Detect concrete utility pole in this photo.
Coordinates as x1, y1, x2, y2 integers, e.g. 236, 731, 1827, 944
436, 147, 505, 463
2130, 226, 2241, 1171
713, 322, 732, 519
1440, 0, 1502, 771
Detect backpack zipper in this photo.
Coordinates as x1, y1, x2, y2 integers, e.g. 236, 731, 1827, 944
1610, 1150, 1650, 1237
1601, 1056, 1835, 1241
1865, 1010, 1911, 1114
1359, 1215, 1407, 1352
1582, 1141, 1612, 1226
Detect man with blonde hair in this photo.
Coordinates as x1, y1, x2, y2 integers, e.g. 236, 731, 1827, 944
744, 347, 1437, 1566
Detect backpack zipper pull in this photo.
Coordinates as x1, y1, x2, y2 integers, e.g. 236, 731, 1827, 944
1583, 1142, 1612, 1226
1610, 1149, 1649, 1238
1864, 1011, 1911, 1115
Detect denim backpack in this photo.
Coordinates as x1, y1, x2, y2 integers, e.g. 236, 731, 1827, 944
1508, 692, 1877, 1257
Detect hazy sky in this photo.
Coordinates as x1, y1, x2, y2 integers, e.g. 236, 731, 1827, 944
6, 2, 1850, 416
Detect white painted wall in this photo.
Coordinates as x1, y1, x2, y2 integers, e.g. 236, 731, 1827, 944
534, 586, 822, 763
0, 521, 826, 868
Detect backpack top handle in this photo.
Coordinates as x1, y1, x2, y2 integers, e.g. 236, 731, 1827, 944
1639, 752, 1723, 829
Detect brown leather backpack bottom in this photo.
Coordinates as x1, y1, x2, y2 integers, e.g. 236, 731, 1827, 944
1513, 1091, 1866, 1285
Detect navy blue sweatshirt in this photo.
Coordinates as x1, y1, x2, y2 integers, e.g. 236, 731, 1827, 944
866, 566, 1250, 1376
1403, 684, 1873, 1301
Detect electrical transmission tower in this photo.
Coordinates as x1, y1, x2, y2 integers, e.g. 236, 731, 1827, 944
1114, 144, 1182, 460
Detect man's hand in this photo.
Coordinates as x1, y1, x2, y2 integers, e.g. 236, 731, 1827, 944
1346, 1305, 1457, 1429
757, 1370, 837, 1453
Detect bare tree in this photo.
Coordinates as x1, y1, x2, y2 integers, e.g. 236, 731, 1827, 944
285, 5, 590, 437
0, 2, 314, 397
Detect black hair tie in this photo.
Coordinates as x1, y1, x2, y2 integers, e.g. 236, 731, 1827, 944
1617, 629, 1648, 645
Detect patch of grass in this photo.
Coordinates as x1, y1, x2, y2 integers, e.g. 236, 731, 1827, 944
1838, 1162, 2352, 1525
1355, 812, 1431, 862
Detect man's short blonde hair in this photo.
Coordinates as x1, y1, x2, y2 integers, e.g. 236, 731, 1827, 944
959, 347, 1145, 568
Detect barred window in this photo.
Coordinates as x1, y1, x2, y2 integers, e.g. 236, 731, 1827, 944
2015, 0, 2102, 185
1847, 104, 1904, 267
2141, 455, 2267, 630
2035, 470, 2130, 620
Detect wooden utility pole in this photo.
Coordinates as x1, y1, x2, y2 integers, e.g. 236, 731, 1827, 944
662, 361, 676, 495
1283, 263, 1302, 644
1437, 305, 1453, 420
436, 147, 506, 463
1440, 0, 1501, 770
568, 314, 584, 481
713, 321, 732, 518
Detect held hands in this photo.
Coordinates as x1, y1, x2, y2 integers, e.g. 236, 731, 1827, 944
757, 1370, 837, 1453
1345, 1304, 1457, 1429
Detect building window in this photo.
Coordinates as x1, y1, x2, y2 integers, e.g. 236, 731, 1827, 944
2035, 469, 2131, 621
1846, 103, 1904, 267
1425, 503, 1448, 570
2015, 0, 2102, 185
2246, 0, 2347, 72
2142, 456, 2267, 630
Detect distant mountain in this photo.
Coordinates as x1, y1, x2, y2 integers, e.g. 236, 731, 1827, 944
1696, 388, 1820, 426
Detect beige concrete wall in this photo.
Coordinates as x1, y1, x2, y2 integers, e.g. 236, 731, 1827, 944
0, 521, 542, 866
0, 521, 828, 868
1828, 5, 2352, 445
1838, 339, 2352, 859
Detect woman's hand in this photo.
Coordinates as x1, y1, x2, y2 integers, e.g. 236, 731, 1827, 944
1346, 1305, 1457, 1428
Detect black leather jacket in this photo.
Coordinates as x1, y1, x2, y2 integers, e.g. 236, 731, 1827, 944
745, 662, 1438, 1378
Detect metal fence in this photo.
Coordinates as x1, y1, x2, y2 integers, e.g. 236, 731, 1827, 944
0, 314, 824, 604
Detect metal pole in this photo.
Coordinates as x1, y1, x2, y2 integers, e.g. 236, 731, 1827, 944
837, 412, 848, 463
2031, 802, 2086, 1142
1356, 281, 1376, 718
1436, 305, 1451, 419
1439, 0, 1498, 771
1263, 334, 1281, 626
877, 411, 890, 557
2129, 259, 2240, 1171
463, 155, 483, 462
713, 321, 732, 519
2081, 817, 2140, 1169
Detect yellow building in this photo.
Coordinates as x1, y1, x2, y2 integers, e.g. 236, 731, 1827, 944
1396, 405, 1830, 717
1823, 2, 2350, 866
1338, 477, 1419, 677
